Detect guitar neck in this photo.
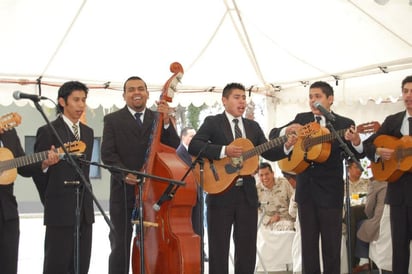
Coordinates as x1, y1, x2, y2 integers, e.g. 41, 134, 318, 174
309, 128, 347, 147
243, 135, 288, 160
397, 147, 412, 159
0, 150, 49, 172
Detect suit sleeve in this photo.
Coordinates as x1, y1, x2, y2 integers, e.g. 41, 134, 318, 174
101, 115, 125, 169
188, 116, 224, 160
160, 121, 180, 149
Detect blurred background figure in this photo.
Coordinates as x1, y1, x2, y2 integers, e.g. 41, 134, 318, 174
176, 126, 208, 262
344, 158, 371, 271
352, 180, 387, 273
347, 159, 369, 196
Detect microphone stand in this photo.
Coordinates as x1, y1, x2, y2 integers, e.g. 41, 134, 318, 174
77, 159, 185, 274
197, 158, 205, 274
32, 100, 113, 274
325, 120, 363, 274
184, 153, 206, 274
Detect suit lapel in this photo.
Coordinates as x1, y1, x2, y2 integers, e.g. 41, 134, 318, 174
242, 118, 252, 139
220, 113, 234, 142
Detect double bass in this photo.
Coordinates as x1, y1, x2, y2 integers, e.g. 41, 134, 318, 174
131, 62, 201, 273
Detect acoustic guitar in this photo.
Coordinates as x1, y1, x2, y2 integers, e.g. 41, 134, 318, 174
192, 134, 291, 194
278, 121, 380, 174
370, 135, 412, 182
0, 141, 85, 185
0, 112, 22, 131
193, 125, 319, 194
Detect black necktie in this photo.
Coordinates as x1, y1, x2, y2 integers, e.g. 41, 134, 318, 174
135, 112, 143, 128
315, 116, 322, 124
408, 117, 412, 136
233, 118, 242, 139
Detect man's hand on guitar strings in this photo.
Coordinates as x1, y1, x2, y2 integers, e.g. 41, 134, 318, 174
225, 144, 243, 158
377, 147, 394, 161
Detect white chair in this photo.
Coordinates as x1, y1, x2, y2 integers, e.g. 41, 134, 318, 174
255, 208, 295, 273
369, 204, 412, 272
255, 229, 295, 272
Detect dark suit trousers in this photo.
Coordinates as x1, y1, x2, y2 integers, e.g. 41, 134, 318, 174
108, 200, 134, 274
390, 205, 412, 273
43, 223, 92, 274
207, 186, 257, 274
0, 209, 19, 274
299, 201, 342, 274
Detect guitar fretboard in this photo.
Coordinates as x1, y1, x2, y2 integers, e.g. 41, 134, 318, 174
0, 151, 49, 172
243, 135, 288, 160
305, 128, 347, 149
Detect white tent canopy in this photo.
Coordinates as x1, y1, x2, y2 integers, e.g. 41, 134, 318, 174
1, 0, 412, 109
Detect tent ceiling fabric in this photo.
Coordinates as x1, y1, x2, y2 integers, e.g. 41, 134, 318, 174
1, 0, 412, 108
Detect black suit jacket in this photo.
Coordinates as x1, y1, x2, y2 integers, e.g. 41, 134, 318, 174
188, 112, 287, 207
364, 110, 412, 206
0, 129, 38, 220
101, 106, 180, 207
273, 111, 361, 208
33, 116, 94, 226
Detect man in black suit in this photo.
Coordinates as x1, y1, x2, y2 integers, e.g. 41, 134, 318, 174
176, 127, 196, 166
101, 76, 180, 274
188, 82, 298, 274
0, 125, 57, 274
34, 81, 95, 274
364, 75, 412, 273
272, 81, 363, 273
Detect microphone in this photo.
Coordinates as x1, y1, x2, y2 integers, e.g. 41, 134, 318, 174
313, 101, 336, 122
153, 141, 210, 211
152, 184, 175, 211
13, 90, 48, 102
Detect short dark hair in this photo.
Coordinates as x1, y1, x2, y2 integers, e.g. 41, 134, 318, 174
310, 81, 334, 97
123, 76, 147, 93
180, 126, 194, 139
258, 162, 273, 172
402, 75, 412, 88
222, 82, 245, 98
56, 81, 88, 114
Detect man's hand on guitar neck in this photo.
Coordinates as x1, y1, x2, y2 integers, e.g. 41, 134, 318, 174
344, 126, 361, 146
41, 145, 60, 170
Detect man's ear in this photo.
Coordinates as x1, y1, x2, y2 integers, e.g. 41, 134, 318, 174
58, 97, 66, 108
328, 95, 334, 106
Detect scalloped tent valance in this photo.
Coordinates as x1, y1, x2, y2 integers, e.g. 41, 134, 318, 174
0, 0, 411, 109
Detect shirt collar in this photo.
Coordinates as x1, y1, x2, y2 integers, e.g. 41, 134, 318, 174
61, 114, 79, 127
225, 111, 242, 123
127, 106, 146, 118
